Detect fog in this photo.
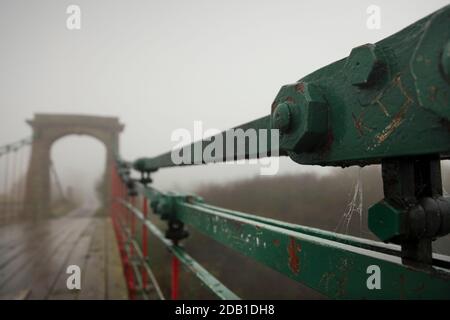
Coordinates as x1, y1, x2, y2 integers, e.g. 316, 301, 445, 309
0, 0, 448, 197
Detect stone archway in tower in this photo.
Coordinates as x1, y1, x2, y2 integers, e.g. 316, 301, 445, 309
23, 114, 124, 218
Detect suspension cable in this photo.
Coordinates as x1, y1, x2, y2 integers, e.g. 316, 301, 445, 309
0, 137, 32, 222
49, 160, 66, 201
9, 148, 18, 217
19, 144, 29, 213
3, 149, 10, 218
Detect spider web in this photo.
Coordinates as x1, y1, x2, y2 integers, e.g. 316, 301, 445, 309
335, 168, 363, 235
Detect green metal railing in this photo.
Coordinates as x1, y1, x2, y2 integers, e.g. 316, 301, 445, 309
111, 5, 450, 300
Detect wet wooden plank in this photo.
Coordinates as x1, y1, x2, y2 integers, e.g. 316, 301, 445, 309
26, 218, 93, 299
0, 288, 31, 300
0, 210, 127, 300
0, 222, 33, 248
2, 218, 89, 298
0, 208, 88, 258
0, 207, 85, 249
0, 218, 79, 293
0, 219, 73, 267
78, 218, 106, 299
34, 218, 94, 299
47, 221, 97, 300
105, 218, 128, 299
48, 217, 127, 300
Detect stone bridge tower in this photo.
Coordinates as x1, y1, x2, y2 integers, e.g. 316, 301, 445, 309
23, 114, 124, 218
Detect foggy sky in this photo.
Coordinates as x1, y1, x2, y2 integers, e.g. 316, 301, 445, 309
1, 0, 448, 197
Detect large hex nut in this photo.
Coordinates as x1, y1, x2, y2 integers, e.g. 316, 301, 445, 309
133, 158, 148, 172
152, 193, 202, 220
150, 198, 159, 213
368, 200, 405, 242
346, 43, 384, 87
409, 197, 450, 239
271, 82, 328, 152
151, 195, 174, 220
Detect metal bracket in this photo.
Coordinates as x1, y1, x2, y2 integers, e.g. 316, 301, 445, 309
369, 155, 450, 266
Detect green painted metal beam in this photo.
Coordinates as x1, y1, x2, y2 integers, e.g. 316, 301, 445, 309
114, 5, 450, 298
133, 116, 278, 172
133, 180, 450, 269
172, 201, 450, 299
197, 203, 450, 269
132, 179, 449, 268
133, 5, 450, 171
115, 167, 450, 298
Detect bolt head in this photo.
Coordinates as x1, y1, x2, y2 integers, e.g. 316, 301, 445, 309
368, 200, 405, 242
272, 82, 328, 152
272, 103, 292, 133
150, 198, 159, 212
347, 44, 382, 87
157, 199, 173, 220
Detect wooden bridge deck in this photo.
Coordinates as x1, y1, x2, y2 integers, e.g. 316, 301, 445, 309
0, 207, 128, 300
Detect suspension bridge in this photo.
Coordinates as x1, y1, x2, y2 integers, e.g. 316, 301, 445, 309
0, 114, 126, 299
1, 5, 450, 300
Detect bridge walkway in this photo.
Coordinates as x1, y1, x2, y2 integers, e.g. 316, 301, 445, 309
0, 206, 128, 299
